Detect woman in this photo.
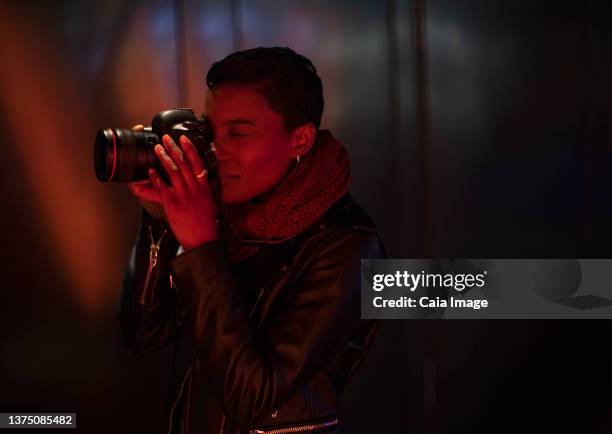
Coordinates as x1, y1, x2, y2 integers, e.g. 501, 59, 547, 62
118, 47, 385, 434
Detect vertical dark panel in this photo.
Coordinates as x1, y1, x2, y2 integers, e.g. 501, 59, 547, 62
386, 0, 402, 249
424, 2, 612, 434
395, 0, 428, 259
583, 0, 612, 254
411, 0, 433, 258
425, 0, 588, 258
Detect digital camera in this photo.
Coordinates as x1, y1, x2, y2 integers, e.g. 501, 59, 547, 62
94, 108, 217, 184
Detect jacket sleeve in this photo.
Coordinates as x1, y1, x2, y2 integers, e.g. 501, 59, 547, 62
168, 228, 384, 427
117, 209, 184, 354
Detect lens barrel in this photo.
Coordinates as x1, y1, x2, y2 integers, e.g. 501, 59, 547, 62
94, 128, 160, 182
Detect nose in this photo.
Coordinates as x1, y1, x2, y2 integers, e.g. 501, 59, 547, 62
211, 140, 230, 161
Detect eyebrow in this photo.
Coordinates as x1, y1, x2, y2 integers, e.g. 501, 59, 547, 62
224, 119, 257, 127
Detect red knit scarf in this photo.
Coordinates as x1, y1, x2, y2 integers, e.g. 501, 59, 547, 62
223, 129, 351, 265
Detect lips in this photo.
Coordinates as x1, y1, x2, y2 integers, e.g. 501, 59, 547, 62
218, 167, 239, 179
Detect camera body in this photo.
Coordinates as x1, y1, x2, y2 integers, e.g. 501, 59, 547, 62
94, 108, 217, 184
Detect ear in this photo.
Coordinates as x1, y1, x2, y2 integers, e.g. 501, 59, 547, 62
290, 123, 317, 158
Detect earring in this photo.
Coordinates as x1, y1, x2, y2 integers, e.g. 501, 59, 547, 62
296, 154, 300, 164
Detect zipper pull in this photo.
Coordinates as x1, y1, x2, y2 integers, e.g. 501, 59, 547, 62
148, 226, 168, 268
140, 226, 168, 306
248, 288, 265, 319
150, 243, 160, 268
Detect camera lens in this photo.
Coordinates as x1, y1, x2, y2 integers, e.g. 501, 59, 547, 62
94, 129, 117, 182
94, 128, 160, 182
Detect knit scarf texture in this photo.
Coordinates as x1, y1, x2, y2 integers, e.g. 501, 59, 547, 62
223, 129, 351, 265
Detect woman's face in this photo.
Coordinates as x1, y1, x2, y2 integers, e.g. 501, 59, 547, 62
203, 85, 295, 205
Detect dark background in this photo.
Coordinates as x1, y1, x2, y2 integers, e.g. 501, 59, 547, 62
0, 1, 611, 433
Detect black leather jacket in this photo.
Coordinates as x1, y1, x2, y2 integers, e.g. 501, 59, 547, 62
118, 193, 385, 434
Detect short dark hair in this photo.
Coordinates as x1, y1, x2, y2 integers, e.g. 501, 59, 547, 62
206, 47, 324, 132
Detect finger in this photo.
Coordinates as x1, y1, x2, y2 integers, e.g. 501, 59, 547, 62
132, 124, 145, 131
179, 135, 208, 186
128, 179, 150, 186
163, 134, 200, 190
162, 134, 192, 170
148, 168, 173, 204
180, 135, 206, 176
127, 181, 162, 203
154, 143, 187, 197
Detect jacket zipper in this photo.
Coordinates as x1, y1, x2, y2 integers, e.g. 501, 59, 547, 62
248, 416, 339, 434
167, 366, 192, 434
218, 288, 265, 434
140, 226, 168, 305
249, 288, 265, 319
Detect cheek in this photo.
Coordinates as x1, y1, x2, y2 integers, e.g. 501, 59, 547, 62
222, 139, 292, 201
240, 139, 291, 178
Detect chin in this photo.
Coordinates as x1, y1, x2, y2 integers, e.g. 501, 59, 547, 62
221, 195, 245, 205
220, 191, 238, 204
221, 189, 251, 205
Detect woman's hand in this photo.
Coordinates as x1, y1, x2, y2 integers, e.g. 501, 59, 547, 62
147, 133, 219, 250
